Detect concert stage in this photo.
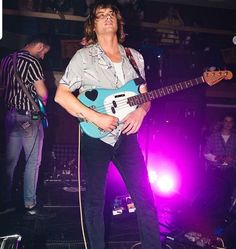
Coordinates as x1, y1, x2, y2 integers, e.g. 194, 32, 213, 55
1, 180, 236, 249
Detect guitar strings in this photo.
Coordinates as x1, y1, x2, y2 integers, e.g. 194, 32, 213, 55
83, 79, 192, 113
89, 98, 134, 114
83, 82, 180, 113
85, 92, 150, 113
81, 74, 225, 115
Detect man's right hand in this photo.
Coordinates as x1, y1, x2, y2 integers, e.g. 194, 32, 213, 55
92, 112, 119, 132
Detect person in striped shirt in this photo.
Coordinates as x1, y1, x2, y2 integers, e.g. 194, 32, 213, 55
0, 34, 50, 217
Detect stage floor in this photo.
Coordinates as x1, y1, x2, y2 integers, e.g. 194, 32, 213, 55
1, 181, 236, 249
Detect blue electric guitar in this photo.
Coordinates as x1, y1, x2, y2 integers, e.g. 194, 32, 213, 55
78, 70, 233, 138
35, 97, 48, 128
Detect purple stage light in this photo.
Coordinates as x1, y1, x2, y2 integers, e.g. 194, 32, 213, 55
147, 157, 181, 196
155, 173, 175, 193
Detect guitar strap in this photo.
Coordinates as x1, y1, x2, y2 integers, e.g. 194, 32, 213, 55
125, 47, 146, 84
12, 52, 41, 113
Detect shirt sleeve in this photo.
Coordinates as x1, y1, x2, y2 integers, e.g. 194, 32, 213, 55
129, 48, 146, 81
28, 60, 44, 82
59, 50, 84, 92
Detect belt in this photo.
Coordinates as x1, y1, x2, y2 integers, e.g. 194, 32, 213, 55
16, 109, 32, 116
8, 108, 32, 116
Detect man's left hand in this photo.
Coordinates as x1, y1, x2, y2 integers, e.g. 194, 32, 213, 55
121, 107, 146, 135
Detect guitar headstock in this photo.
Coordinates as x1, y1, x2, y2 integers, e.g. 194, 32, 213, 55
203, 70, 233, 86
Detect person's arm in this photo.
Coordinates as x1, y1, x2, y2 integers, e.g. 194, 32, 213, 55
34, 79, 48, 105
204, 134, 227, 164
204, 135, 218, 162
204, 153, 217, 162
54, 84, 119, 132
138, 84, 151, 113
122, 84, 150, 135
121, 49, 150, 135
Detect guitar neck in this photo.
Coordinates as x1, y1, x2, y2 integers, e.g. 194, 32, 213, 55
128, 76, 205, 106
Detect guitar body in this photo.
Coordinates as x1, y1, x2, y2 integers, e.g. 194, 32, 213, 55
35, 98, 48, 128
78, 80, 140, 138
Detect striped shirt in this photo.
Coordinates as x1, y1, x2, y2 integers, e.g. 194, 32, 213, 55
0, 50, 44, 111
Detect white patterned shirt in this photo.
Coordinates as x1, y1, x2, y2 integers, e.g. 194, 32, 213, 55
59, 43, 146, 146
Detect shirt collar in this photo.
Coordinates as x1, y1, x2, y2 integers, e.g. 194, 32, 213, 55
88, 43, 126, 58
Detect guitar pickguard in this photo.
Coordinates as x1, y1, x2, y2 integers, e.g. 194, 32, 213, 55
78, 80, 140, 138
104, 91, 137, 120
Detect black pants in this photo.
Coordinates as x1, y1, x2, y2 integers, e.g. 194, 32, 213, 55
81, 133, 162, 249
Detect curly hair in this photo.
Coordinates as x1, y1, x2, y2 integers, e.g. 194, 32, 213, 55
84, 1, 126, 45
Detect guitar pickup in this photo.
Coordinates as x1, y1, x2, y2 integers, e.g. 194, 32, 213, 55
111, 107, 115, 114
114, 94, 125, 98
112, 101, 117, 108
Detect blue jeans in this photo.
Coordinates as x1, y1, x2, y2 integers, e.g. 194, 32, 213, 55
81, 133, 162, 249
3, 110, 44, 207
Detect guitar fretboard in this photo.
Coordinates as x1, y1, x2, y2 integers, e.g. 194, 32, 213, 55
128, 76, 204, 106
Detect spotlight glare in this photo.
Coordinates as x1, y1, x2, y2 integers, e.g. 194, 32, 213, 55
148, 162, 180, 196
157, 174, 175, 193
148, 170, 158, 184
